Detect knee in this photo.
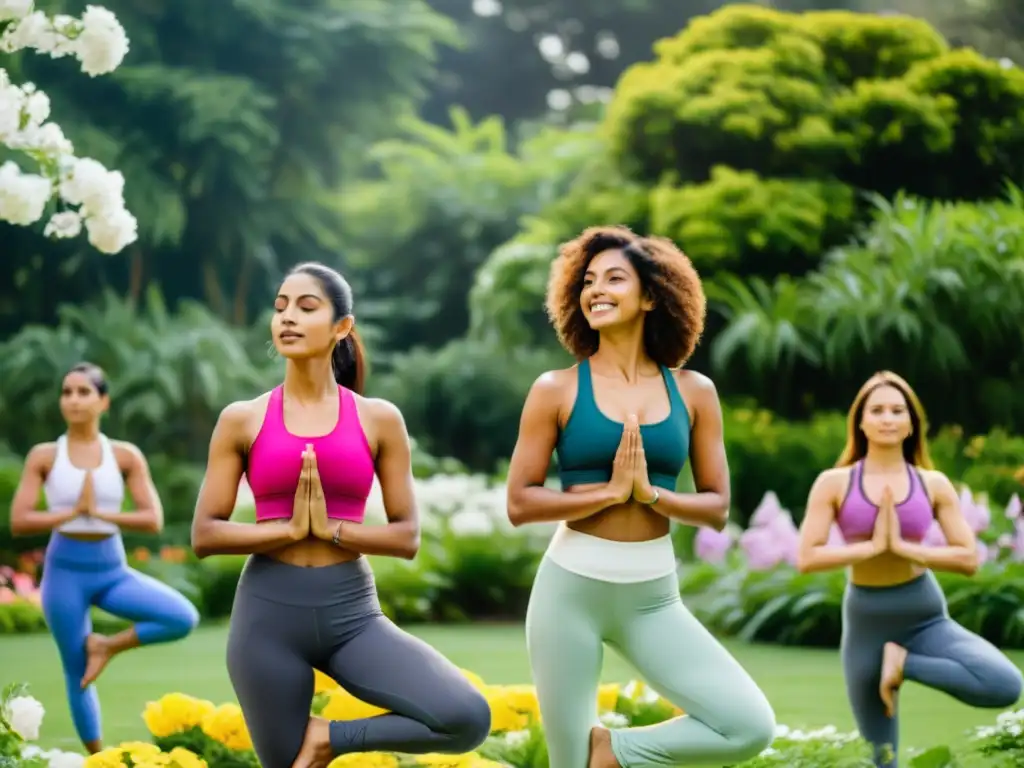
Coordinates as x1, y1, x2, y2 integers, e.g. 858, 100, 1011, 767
981, 663, 1023, 709
163, 600, 200, 641
726, 698, 777, 761
438, 688, 492, 753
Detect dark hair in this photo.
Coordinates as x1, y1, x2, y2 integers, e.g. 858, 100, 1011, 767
287, 262, 367, 394
65, 362, 109, 395
545, 225, 707, 368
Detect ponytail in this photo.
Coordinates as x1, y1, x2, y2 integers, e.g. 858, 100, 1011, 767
331, 327, 366, 394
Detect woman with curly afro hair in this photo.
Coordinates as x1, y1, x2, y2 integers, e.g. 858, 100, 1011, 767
505, 226, 776, 768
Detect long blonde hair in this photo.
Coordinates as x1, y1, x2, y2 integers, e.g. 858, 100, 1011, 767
835, 371, 934, 469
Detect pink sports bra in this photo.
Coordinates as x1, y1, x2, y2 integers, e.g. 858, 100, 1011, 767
835, 460, 933, 543
246, 385, 375, 524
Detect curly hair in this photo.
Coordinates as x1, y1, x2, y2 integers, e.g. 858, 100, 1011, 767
545, 225, 706, 368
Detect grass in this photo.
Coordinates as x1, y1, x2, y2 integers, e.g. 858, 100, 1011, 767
4, 623, 1023, 754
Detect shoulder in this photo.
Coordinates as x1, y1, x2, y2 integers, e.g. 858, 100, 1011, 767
356, 394, 409, 436
25, 442, 57, 472
109, 440, 147, 471
919, 467, 957, 499
673, 368, 717, 400
812, 466, 851, 495
529, 367, 576, 402
215, 393, 273, 443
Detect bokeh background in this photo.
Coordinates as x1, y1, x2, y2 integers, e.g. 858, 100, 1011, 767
2, 1, 1024, 765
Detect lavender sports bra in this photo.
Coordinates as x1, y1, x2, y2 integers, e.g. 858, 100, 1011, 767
835, 460, 933, 542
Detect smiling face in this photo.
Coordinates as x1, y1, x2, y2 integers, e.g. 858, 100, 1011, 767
579, 248, 653, 331
59, 371, 108, 427
859, 384, 913, 448
271, 272, 351, 361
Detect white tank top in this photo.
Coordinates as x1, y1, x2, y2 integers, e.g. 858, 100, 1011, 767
43, 434, 124, 535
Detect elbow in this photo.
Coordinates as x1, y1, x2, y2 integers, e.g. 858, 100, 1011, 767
506, 490, 530, 528
795, 549, 815, 574
190, 520, 214, 559
706, 493, 730, 532
144, 514, 164, 535
398, 529, 421, 560
9, 513, 28, 538
961, 549, 981, 576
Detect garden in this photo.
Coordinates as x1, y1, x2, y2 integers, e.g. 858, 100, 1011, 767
4, 0, 1024, 766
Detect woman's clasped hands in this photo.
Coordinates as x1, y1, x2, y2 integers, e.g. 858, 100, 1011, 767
288, 444, 341, 543
871, 486, 906, 556
607, 415, 658, 506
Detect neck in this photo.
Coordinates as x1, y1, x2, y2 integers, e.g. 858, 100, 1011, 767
284, 358, 337, 402
66, 422, 100, 441
863, 444, 906, 470
590, 325, 655, 382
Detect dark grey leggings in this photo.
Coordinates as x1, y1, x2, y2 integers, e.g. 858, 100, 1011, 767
226, 555, 491, 768
842, 571, 1023, 767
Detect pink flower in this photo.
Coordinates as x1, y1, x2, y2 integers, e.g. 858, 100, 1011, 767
740, 508, 800, 570
959, 488, 991, 533
1006, 494, 1022, 521
11, 572, 35, 596
695, 527, 733, 564
0, 587, 15, 604
749, 492, 784, 527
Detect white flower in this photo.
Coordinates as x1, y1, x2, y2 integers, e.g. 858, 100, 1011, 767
5, 694, 45, 740
84, 204, 138, 253
44, 210, 82, 239
0, 0, 33, 24
503, 729, 530, 748
599, 711, 628, 728
0, 160, 52, 225
60, 156, 124, 213
449, 509, 494, 537
75, 6, 129, 76
20, 746, 85, 768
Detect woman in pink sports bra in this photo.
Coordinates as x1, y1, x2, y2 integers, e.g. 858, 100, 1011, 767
190, 262, 490, 768
797, 371, 1021, 767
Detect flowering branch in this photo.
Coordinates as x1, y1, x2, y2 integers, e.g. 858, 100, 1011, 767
0, 2, 137, 253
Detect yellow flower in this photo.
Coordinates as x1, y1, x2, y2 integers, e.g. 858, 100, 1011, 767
119, 742, 162, 758
84, 748, 129, 768
143, 693, 216, 738
166, 747, 208, 768
321, 687, 388, 721
417, 755, 504, 768
314, 669, 339, 694
200, 703, 253, 751
328, 753, 398, 768
483, 685, 537, 732
597, 683, 620, 713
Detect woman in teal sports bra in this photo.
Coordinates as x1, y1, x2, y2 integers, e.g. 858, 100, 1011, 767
505, 225, 776, 768
797, 372, 1021, 767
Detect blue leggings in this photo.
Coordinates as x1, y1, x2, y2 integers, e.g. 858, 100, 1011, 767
40, 533, 200, 744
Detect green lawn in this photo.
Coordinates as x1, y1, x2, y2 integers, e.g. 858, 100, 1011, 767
4, 623, 1022, 755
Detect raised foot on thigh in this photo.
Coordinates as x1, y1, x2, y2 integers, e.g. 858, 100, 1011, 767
879, 642, 907, 719
291, 717, 333, 768
81, 634, 114, 689
588, 726, 621, 768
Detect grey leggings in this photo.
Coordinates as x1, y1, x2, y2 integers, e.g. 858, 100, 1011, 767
842, 571, 1023, 767
226, 555, 491, 768
527, 557, 776, 768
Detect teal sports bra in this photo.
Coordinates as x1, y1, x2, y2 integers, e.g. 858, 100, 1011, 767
555, 359, 690, 491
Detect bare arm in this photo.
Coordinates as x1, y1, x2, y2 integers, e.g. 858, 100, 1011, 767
190, 403, 305, 558
334, 400, 420, 559
506, 373, 623, 527
93, 443, 162, 533
10, 445, 77, 536
645, 374, 730, 531
796, 471, 880, 573
892, 472, 978, 575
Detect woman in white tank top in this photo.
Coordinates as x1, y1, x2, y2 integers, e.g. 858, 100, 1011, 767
9, 362, 199, 754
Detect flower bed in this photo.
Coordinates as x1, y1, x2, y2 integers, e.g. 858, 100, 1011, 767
5, 676, 1024, 767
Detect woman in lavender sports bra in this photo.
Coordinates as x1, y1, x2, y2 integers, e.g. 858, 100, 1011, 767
190, 262, 489, 768
797, 371, 1022, 767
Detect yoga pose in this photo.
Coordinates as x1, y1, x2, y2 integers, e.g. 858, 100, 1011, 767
10, 362, 199, 753
797, 371, 1023, 767
190, 262, 491, 768
506, 226, 776, 768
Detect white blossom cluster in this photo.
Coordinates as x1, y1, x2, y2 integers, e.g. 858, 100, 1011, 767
974, 707, 1024, 739
0, 2, 137, 253
2, 691, 86, 768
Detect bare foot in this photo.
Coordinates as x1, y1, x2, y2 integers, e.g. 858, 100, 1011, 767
291, 717, 333, 768
81, 634, 113, 689
588, 726, 621, 768
879, 642, 907, 718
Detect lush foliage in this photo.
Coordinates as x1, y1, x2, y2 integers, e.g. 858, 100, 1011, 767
683, 490, 1024, 648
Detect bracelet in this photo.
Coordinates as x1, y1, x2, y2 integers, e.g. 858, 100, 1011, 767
642, 488, 660, 505
331, 521, 345, 546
